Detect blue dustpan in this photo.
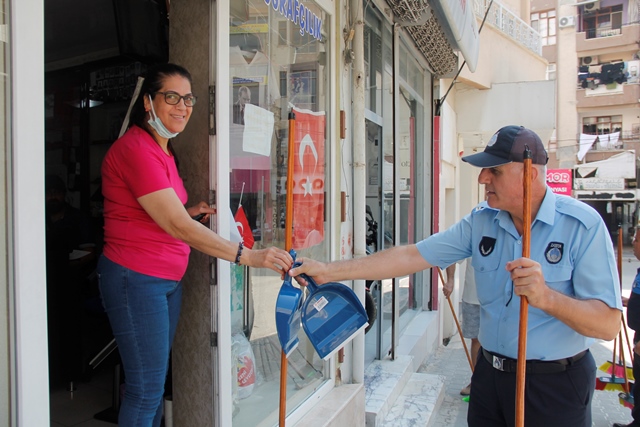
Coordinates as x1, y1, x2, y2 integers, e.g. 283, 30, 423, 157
299, 273, 368, 360
275, 252, 303, 357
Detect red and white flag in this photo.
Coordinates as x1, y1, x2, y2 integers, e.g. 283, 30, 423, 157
292, 107, 325, 249
234, 205, 254, 249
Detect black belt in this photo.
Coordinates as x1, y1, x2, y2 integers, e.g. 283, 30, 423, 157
482, 348, 588, 374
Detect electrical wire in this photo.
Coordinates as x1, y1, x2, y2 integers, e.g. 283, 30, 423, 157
436, 0, 494, 116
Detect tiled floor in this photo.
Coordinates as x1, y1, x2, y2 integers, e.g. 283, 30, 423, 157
50, 365, 117, 427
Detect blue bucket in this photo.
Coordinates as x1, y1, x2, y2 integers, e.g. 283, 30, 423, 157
275, 251, 303, 357
299, 274, 368, 360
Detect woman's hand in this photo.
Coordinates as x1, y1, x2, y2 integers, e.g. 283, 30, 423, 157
243, 247, 293, 277
187, 201, 216, 223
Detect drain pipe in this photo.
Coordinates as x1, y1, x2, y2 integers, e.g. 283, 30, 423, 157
350, 0, 366, 384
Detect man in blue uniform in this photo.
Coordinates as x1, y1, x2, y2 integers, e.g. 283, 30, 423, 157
613, 227, 640, 427
290, 125, 622, 427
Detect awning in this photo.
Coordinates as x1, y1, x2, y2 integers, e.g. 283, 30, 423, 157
574, 150, 636, 179
429, 0, 479, 72
385, 0, 479, 76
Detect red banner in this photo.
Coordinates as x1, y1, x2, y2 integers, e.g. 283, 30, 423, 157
292, 108, 325, 249
546, 169, 572, 196
234, 205, 255, 249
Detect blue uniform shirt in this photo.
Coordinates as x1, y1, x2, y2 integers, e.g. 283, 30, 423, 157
632, 268, 640, 295
417, 188, 621, 360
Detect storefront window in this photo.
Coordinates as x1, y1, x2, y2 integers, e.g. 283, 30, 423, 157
397, 40, 427, 332
229, 1, 331, 425
364, 6, 430, 361
364, 7, 395, 362
0, 0, 11, 422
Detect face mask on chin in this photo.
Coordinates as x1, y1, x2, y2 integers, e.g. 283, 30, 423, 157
147, 95, 179, 139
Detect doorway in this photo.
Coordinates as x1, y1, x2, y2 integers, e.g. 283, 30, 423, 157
44, 0, 170, 424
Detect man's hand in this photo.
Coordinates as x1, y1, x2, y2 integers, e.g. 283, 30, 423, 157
506, 257, 549, 309
288, 245, 433, 288
443, 279, 454, 298
443, 264, 456, 298
506, 257, 620, 341
289, 257, 330, 286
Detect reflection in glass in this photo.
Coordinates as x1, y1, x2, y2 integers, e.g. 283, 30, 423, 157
397, 42, 426, 332
364, 6, 396, 361
229, 1, 331, 424
1, 0, 11, 423
364, 7, 428, 361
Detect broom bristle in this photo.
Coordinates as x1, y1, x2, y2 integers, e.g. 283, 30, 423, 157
599, 360, 613, 372
596, 376, 628, 392
607, 365, 635, 380
599, 361, 635, 380
619, 392, 634, 409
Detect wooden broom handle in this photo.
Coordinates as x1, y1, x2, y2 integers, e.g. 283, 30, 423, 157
436, 267, 474, 372
285, 111, 296, 250
516, 147, 532, 427
279, 111, 296, 427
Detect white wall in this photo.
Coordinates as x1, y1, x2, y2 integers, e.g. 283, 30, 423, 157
455, 80, 556, 146
556, 2, 580, 167
458, 23, 548, 89
11, 0, 50, 425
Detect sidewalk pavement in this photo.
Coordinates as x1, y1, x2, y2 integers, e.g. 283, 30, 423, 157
418, 333, 634, 427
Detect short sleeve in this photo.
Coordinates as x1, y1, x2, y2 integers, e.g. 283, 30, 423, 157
118, 138, 174, 198
416, 214, 473, 268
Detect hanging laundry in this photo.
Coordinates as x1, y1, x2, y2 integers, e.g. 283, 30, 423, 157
577, 133, 598, 161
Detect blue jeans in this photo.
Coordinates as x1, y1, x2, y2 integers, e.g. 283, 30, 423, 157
97, 255, 182, 427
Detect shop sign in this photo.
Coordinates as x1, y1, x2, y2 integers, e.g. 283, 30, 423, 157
264, 0, 323, 40
574, 178, 625, 190
230, 24, 270, 34
546, 169, 572, 196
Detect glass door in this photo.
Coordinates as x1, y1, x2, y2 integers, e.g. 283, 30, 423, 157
1, 0, 11, 421
364, 118, 383, 364
226, 0, 332, 425
396, 41, 427, 330
364, 3, 396, 362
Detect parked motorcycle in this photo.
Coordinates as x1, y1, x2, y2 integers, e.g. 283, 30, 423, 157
364, 206, 378, 333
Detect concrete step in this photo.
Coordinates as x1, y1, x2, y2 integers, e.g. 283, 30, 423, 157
381, 373, 446, 427
364, 355, 415, 426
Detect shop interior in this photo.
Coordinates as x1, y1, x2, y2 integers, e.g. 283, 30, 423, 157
45, 0, 169, 425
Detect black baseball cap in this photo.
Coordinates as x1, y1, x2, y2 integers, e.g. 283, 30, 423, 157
461, 125, 548, 168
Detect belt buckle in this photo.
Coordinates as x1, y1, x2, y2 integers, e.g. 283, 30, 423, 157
492, 355, 506, 371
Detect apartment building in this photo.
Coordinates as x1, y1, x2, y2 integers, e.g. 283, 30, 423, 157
531, 0, 640, 240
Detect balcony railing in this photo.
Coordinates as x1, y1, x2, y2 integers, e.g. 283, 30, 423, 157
576, 21, 640, 53
585, 24, 621, 40
473, 0, 542, 55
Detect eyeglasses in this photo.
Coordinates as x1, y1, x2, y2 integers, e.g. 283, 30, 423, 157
154, 91, 197, 107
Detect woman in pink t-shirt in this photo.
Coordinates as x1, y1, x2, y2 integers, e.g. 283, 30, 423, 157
98, 63, 293, 427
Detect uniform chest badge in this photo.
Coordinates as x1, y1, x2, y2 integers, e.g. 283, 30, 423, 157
479, 236, 496, 256
545, 242, 564, 264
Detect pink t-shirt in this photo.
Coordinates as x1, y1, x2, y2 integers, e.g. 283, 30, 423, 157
102, 126, 190, 280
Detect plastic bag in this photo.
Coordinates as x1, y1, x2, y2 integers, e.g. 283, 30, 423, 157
232, 332, 256, 399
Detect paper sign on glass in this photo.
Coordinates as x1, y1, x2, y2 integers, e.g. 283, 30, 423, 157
242, 104, 274, 156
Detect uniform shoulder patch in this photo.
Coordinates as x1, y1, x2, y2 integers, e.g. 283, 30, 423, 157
471, 201, 493, 215
555, 196, 599, 229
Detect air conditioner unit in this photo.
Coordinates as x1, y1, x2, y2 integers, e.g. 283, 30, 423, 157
558, 16, 575, 28
584, 1, 600, 12
581, 56, 598, 66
